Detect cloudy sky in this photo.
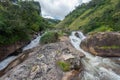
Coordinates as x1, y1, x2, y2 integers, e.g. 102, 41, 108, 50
35, 0, 91, 20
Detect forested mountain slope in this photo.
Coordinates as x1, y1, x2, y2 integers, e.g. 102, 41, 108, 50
0, 1, 50, 45
44, 18, 60, 27
56, 0, 120, 33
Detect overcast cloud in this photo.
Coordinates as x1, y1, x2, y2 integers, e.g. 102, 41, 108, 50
35, 0, 91, 20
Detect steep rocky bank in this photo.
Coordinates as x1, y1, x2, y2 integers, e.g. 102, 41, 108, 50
81, 32, 120, 57
0, 32, 41, 62
0, 41, 29, 61
0, 36, 84, 80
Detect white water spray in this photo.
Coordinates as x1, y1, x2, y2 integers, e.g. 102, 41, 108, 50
69, 31, 120, 80
23, 35, 41, 51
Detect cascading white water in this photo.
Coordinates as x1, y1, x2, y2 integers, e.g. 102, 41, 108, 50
23, 35, 41, 51
69, 31, 120, 80
0, 35, 41, 71
0, 56, 17, 70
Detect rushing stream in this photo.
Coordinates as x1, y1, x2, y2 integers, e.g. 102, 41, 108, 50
23, 35, 41, 51
69, 31, 120, 80
0, 31, 120, 79
0, 35, 41, 71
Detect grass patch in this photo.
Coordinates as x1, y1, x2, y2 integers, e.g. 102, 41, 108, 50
40, 31, 59, 44
99, 45, 120, 49
57, 61, 70, 72
92, 25, 113, 32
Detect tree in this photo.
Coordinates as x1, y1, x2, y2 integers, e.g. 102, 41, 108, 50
0, 0, 44, 45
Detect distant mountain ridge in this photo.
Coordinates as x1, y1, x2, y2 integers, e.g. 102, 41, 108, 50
56, 0, 120, 33
45, 18, 60, 26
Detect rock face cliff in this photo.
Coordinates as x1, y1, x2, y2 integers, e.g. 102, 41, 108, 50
0, 41, 29, 61
81, 32, 120, 57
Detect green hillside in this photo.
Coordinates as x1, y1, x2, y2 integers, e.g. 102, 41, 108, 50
0, 1, 51, 45
44, 18, 60, 27
55, 0, 120, 33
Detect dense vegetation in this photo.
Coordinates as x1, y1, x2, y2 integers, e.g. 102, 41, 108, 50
56, 0, 120, 33
0, 0, 50, 45
1, 0, 120, 45
45, 18, 60, 27
40, 31, 59, 44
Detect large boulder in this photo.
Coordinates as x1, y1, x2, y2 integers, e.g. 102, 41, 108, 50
0, 37, 84, 80
0, 41, 29, 61
81, 32, 120, 57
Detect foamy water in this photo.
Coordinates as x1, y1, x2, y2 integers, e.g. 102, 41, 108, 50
0, 56, 17, 70
69, 31, 120, 80
23, 35, 41, 51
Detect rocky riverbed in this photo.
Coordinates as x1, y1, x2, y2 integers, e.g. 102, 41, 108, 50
0, 36, 84, 80
1, 31, 120, 80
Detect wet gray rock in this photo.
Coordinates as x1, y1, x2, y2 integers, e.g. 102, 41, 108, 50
75, 32, 80, 38
110, 58, 120, 65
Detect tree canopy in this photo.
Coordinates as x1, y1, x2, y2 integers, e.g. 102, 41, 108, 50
0, 0, 48, 45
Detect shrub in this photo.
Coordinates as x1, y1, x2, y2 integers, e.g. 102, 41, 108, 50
40, 31, 59, 44
57, 61, 70, 72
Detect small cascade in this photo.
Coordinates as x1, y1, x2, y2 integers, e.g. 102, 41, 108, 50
69, 31, 120, 80
23, 35, 41, 51
0, 56, 17, 70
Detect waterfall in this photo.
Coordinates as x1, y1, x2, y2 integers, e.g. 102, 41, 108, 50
69, 31, 120, 80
